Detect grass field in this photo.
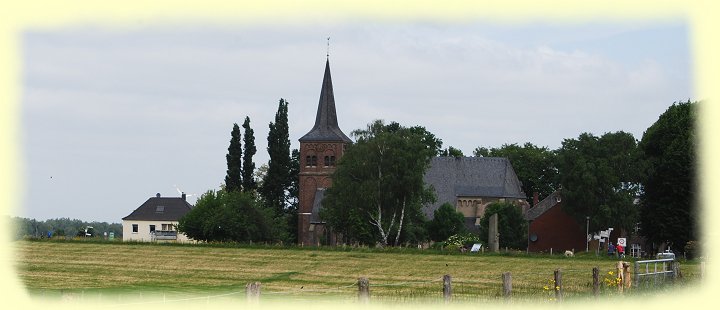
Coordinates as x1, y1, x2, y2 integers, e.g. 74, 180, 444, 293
13, 239, 702, 305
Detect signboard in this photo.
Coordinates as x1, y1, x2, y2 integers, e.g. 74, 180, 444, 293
617, 238, 627, 247
470, 243, 482, 253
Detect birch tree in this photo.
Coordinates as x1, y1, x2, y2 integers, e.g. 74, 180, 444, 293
321, 120, 440, 247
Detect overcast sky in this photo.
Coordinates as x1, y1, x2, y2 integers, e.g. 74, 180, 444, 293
18, 20, 692, 223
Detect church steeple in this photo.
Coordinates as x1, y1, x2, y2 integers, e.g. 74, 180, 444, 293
299, 59, 352, 143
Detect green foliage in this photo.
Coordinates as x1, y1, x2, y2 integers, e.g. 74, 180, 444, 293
178, 190, 284, 242
427, 203, 467, 241
555, 131, 640, 232
322, 120, 442, 246
9, 216, 122, 240
639, 100, 697, 252
684, 240, 700, 259
225, 123, 243, 192
445, 232, 481, 247
477, 201, 528, 249
473, 142, 558, 205
260, 99, 292, 215
284, 148, 301, 242
242, 116, 257, 193
440, 146, 464, 157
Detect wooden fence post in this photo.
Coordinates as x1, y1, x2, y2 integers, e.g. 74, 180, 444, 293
443, 274, 452, 303
553, 269, 563, 302
358, 277, 370, 303
502, 272, 512, 299
245, 282, 261, 303
671, 261, 680, 282
592, 267, 599, 297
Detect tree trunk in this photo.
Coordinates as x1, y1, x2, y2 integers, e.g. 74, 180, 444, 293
394, 197, 406, 246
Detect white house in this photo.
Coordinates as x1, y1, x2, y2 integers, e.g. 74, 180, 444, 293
122, 193, 193, 242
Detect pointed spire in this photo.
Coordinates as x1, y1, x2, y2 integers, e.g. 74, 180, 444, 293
299, 59, 351, 142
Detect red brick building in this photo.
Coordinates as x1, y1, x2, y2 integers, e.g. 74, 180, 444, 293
525, 191, 586, 253
297, 59, 352, 246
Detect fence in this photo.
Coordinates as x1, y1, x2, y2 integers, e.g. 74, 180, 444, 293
633, 258, 678, 288
48, 260, 694, 305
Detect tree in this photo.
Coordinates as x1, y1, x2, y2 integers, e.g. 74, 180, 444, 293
260, 99, 292, 215
285, 148, 300, 243
477, 201, 527, 249
242, 116, 257, 193
427, 203, 467, 242
440, 146, 464, 157
474, 143, 558, 205
178, 190, 281, 242
638, 101, 697, 251
555, 132, 640, 233
225, 123, 242, 192
321, 120, 442, 247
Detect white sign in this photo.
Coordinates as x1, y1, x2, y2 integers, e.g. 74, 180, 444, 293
470, 243, 482, 252
617, 238, 627, 247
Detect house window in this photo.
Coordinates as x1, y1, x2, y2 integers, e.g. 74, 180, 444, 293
330, 156, 336, 166
306, 156, 312, 167
149, 225, 156, 232
156, 206, 165, 213
324, 156, 330, 167
132, 224, 138, 233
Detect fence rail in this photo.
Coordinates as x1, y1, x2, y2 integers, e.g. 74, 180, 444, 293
633, 258, 678, 288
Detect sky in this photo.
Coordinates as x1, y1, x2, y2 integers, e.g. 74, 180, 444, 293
18, 20, 693, 223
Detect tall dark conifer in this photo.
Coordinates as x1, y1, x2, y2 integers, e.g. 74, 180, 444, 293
242, 116, 257, 193
261, 99, 292, 214
225, 123, 242, 192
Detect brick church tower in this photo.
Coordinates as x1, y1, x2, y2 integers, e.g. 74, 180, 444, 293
297, 58, 352, 245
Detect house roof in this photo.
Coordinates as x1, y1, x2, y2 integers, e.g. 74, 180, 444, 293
299, 59, 352, 143
525, 190, 562, 221
423, 156, 527, 218
122, 195, 193, 221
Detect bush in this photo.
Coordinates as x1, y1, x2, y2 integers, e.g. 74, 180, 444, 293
684, 240, 700, 259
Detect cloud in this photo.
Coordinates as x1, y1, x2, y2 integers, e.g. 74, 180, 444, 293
20, 21, 691, 222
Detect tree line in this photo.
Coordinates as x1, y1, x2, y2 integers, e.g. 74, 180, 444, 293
177, 99, 697, 255
9, 216, 122, 240
321, 101, 697, 253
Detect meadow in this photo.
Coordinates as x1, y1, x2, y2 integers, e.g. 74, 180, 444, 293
13, 239, 702, 305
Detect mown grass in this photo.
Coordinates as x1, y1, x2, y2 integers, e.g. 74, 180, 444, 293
13, 239, 702, 304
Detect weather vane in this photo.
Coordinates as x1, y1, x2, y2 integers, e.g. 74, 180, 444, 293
327, 36, 330, 58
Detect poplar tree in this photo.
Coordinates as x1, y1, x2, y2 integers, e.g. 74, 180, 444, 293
260, 99, 292, 215
225, 123, 242, 192
242, 116, 257, 193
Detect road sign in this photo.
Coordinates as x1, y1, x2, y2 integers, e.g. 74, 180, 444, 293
617, 238, 627, 247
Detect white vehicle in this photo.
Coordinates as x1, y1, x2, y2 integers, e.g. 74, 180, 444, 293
656, 249, 675, 259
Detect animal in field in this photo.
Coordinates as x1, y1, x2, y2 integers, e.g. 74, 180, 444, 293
564, 249, 574, 257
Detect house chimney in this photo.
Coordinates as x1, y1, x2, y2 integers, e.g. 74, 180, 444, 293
533, 192, 539, 206
182, 192, 186, 201
156, 193, 161, 198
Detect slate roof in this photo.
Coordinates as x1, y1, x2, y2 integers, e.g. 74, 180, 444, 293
299, 59, 352, 143
423, 156, 527, 218
122, 195, 193, 221
310, 188, 326, 223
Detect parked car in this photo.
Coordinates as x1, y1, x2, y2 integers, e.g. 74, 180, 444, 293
656, 249, 675, 259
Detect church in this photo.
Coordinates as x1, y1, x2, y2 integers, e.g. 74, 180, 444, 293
296, 59, 527, 245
